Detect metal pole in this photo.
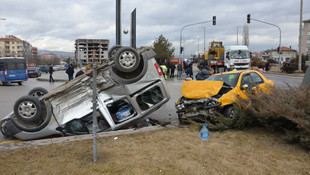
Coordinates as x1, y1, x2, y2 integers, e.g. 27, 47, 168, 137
92, 50, 98, 162
179, 19, 214, 62
131, 8, 136, 49
251, 18, 281, 69
116, 0, 121, 45
298, 0, 303, 72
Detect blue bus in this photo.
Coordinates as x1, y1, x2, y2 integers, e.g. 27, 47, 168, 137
0, 57, 28, 85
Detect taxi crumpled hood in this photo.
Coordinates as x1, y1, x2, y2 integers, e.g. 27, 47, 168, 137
181, 81, 224, 99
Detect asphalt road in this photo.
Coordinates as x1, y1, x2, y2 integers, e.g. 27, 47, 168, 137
0, 72, 304, 141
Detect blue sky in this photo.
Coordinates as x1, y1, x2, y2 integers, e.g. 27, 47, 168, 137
0, 0, 309, 57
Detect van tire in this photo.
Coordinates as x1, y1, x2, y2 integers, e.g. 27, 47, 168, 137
14, 95, 42, 122
110, 52, 148, 84
28, 87, 48, 98
113, 47, 140, 73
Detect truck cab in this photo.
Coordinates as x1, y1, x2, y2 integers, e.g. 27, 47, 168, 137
225, 45, 251, 70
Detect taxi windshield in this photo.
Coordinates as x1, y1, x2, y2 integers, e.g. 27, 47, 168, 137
206, 73, 240, 87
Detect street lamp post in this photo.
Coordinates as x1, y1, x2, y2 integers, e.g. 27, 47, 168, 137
248, 15, 281, 69
179, 17, 215, 62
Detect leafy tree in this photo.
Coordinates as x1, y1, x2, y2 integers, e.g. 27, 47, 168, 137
152, 34, 175, 64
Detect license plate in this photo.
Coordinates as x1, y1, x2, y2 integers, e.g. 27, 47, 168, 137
9, 75, 15, 77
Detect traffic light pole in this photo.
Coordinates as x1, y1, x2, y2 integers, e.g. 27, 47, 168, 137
179, 17, 215, 62
248, 16, 282, 69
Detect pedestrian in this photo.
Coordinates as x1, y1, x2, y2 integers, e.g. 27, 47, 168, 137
170, 63, 176, 78
75, 67, 87, 78
265, 62, 270, 71
48, 64, 55, 83
229, 63, 237, 71
177, 62, 182, 79
165, 60, 171, 77
195, 62, 214, 80
185, 63, 193, 79
66, 64, 74, 81
160, 64, 168, 80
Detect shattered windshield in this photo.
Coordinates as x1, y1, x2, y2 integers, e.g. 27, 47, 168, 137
231, 50, 250, 59
206, 73, 240, 87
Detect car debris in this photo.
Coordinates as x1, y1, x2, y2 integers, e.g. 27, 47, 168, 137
175, 70, 274, 124
0, 46, 170, 140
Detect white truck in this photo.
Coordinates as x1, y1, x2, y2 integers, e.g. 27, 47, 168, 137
224, 45, 251, 70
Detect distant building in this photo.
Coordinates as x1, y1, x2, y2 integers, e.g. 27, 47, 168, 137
271, 46, 297, 63
0, 35, 25, 57
301, 19, 310, 56
261, 46, 297, 63
75, 39, 109, 67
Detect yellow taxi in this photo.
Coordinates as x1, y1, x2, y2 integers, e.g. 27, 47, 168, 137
175, 70, 274, 123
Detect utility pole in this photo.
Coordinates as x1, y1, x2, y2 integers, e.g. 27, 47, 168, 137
91, 50, 98, 162
298, 0, 303, 72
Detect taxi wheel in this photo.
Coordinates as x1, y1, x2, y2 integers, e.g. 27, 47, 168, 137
28, 87, 48, 98
223, 106, 236, 118
13, 95, 42, 123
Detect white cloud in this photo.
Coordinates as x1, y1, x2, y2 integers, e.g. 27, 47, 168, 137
0, 0, 309, 57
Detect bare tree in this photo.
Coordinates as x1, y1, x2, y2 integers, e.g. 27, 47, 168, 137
242, 24, 249, 47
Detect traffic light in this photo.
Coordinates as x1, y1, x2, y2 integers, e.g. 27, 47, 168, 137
180, 46, 184, 54
213, 16, 216, 25
247, 14, 250, 23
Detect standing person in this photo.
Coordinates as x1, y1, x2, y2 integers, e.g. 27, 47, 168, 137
66, 64, 74, 81
160, 64, 168, 80
165, 60, 171, 77
265, 62, 270, 71
75, 67, 87, 78
185, 63, 193, 79
170, 63, 176, 78
229, 63, 237, 71
48, 64, 55, 83
177, 62, 182, 79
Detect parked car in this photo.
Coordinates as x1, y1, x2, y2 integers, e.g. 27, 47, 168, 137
27, 67, 41, 78
38, 66, 49, 73
175, 70, 274, 123
0, 46, 170, 140
52, 65, 63, 71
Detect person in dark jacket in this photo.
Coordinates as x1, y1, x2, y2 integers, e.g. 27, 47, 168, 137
48, 64, 55, 83
66, 64, 74, 81
170, 63, 176, 78
75, 67, 87, 78
185, 63, 193, 79
177, 62, 182, 78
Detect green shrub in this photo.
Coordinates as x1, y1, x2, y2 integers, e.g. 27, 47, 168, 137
235, 86, 310, 149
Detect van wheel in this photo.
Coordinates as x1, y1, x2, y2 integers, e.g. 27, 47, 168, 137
18, 82, 22, 85
223, 106, 236, 118
14, 95, 42, 122
110, 52, 148, 84
113, 47, 140, 73
28, 87, 48, 98
108, 45, 122, 62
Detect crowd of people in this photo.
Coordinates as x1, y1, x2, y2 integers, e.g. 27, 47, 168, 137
48, 64, 87, 83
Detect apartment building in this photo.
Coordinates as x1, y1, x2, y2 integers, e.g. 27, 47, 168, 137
0, 35, 25, 57
301, 19, 310, 56
75, 39, 109, 66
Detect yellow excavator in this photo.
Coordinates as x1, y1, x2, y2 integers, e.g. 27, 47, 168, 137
204, 41, 225, 73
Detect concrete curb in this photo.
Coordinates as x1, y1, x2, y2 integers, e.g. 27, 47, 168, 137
0, 125, 174, 152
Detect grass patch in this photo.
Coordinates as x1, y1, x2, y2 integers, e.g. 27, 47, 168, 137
0, 127, 310, 174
